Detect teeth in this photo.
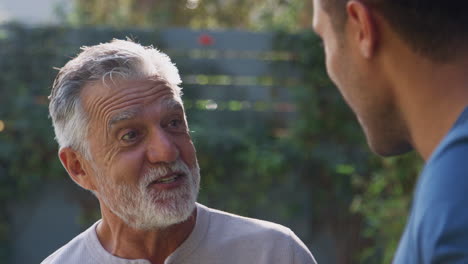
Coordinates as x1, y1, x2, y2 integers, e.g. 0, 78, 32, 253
157, 175, 179, 184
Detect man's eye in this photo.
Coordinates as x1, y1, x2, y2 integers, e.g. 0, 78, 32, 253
121, 130, 138, 141
169, 119, 182, 128
167, 119, 188, 132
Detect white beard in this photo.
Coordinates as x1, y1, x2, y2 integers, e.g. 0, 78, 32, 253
94, 158, 200, 230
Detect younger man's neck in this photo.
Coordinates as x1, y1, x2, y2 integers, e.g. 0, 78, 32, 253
391, 51, 468, 160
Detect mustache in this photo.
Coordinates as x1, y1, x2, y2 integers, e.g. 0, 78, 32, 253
140, 159, 191, 187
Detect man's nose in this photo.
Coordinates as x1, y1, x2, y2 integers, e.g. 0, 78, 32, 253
146, 128, 179, 164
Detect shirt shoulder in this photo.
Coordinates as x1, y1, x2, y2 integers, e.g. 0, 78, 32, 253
394, 118, 468, 263
419, 122, 468, 204
194, 204, 316, 264
204, 205, 294, 238
41, 222, 99, 264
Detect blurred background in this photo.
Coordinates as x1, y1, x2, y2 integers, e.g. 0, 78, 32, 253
0, 0, 422, 263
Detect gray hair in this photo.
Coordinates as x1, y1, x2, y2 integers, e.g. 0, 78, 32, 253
49, 39, 182, 159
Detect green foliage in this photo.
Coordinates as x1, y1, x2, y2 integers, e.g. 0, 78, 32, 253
64, 0, 313, 32
351, 154, 422, 263
0, 25, 67, 261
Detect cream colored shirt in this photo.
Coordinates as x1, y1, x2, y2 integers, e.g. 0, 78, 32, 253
42, 203, 316, 264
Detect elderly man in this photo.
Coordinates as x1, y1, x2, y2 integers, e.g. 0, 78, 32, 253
313, 0, 468, 263
43, 39, 316, 264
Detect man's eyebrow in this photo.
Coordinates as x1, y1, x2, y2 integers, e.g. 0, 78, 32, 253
107, 99, 183, 129
108, 108, 142, 130
161, 98, 184, 111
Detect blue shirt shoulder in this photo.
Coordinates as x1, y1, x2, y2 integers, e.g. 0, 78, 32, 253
394, 107, 468, 264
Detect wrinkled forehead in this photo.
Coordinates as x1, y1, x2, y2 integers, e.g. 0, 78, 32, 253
80, 77, 182, 122
80, 77, 180, 101
82, 76, 178, 98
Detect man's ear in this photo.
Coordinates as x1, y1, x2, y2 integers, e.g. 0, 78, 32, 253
59, 147, 97, 191
346, 0, 378, 58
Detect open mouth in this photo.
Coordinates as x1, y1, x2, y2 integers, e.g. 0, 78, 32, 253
151, 173, 185, 185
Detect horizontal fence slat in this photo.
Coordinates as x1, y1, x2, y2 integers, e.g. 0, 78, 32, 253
158, 28, 277, 51
182, 84, 293, 102
0, 25, 305, 52
31, 28, 285, 52
174, 58, 301, 77
187, 110, 296, 128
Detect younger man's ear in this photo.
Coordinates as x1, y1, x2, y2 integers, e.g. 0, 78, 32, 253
59, 147, 96, 191
347, 0, 378, 58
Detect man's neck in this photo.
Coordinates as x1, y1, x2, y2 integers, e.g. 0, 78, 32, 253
96, 205, 197, 264
387, 49, 468, 160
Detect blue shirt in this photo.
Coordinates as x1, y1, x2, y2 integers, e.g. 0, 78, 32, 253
393, 108, 468, 263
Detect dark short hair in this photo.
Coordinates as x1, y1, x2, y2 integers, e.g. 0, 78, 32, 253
321, 0, 468, 62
